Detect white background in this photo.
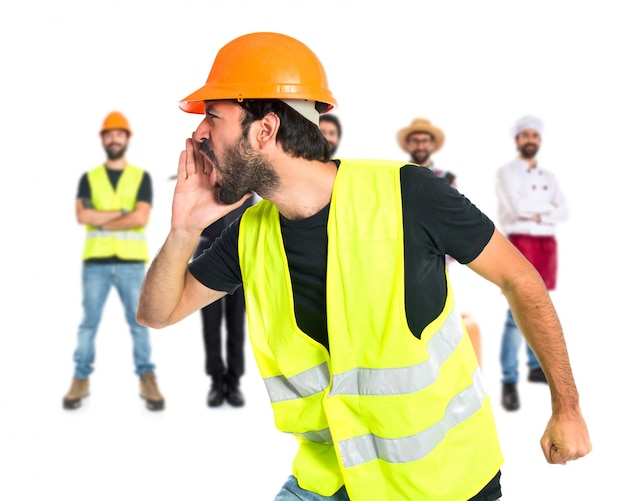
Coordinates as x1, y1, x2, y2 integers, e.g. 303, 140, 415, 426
0, 0, 623, 499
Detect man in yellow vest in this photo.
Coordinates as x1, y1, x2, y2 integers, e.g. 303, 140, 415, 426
63, 111, 164, 412
137, 33, 591, 499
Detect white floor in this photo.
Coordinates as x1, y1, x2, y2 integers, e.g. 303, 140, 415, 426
0, 259, 617, 500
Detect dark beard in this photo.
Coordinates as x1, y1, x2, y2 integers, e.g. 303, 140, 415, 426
201, 135, 279, 205
519, 144, 538, 159
105, 144, 127, 160
410, 151, 430, 165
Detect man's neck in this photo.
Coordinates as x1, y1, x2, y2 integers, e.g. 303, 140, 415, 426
105, 157, 127, 170
519, 156, 537, 169
269, 159, 337, 221
411, 158, 433, 168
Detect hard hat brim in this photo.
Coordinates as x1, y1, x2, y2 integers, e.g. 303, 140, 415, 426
179, 83, 337, 114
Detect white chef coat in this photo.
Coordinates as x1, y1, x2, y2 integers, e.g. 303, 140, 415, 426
496, 158, 569, 236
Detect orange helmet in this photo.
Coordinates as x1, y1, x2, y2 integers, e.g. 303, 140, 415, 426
179, 32, 337, 115
100, 111, 132, 137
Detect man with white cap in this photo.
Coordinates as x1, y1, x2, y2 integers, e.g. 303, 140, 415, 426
496, 115, 569, 411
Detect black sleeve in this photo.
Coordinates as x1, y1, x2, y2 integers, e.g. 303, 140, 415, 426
401, 164, 495, 336
77, 173, 90, 199
402, 164, 494, 264
188, 217, 243, 294
137, 171, 153, 204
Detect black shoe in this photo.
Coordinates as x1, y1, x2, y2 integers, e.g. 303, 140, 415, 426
225, 383, 245, 407
502, 383, 520, 411
528, 367, 547, 383
207, 381, 225, 407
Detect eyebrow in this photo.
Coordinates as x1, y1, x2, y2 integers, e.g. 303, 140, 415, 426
204, 103, 218, 114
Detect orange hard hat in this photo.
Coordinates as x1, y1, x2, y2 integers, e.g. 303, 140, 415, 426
179, 32, 337, 115
100, 111, 132, 137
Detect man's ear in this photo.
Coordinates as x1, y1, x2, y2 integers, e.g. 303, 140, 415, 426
254, 112, 280, 149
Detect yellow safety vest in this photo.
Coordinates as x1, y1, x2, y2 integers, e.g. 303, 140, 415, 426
239, 159, 503, 500
82, 164, 149, 262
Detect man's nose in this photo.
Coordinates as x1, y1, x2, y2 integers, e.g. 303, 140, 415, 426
193, 119, 210, 143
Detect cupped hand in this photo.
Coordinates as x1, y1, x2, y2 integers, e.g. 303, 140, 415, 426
171, 136, 251, 232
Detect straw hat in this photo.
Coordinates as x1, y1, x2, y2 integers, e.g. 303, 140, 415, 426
397, 118, 445, 153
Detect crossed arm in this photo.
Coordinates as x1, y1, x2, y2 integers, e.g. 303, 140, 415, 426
76, 198, 151, 229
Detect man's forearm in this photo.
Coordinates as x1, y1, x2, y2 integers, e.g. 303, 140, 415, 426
504, 279, 580, 412
137, 229, 200, 328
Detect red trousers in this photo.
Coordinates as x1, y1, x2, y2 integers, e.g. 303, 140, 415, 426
508, 234, 558, 290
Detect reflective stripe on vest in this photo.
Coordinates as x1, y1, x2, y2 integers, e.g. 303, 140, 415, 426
261, 306, 485, 461
264, 307, 461, 403
264, 363, 330, 402
338, 367, 486, 467
85, 229, 147, 241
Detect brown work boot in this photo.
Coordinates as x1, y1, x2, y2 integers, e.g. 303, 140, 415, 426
63, 377, 89, 410
139, 372, 165, 411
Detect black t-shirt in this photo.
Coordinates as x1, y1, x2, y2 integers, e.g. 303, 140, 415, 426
189, 162, 494, 347
77, 166, 152, 264
189, 161, 500, 500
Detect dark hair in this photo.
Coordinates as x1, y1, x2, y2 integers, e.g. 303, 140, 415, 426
319, 113, 342, 139
236, 99, 331, 162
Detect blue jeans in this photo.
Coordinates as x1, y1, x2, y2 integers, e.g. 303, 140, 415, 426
500, 308, 539, 383
72, 262, 155, 379
274, 475, 500, 500
275, 476, 349, 500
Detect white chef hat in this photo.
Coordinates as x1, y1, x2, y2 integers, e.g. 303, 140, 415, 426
511, 115, 544, 138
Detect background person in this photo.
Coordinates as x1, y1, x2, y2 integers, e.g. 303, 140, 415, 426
397, 117, 454, 182
496, 115, 569, 411
63, 111, 164, 412
193, 197, 255, 407
319, 113, 342, 156
167, 173, 255, 408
